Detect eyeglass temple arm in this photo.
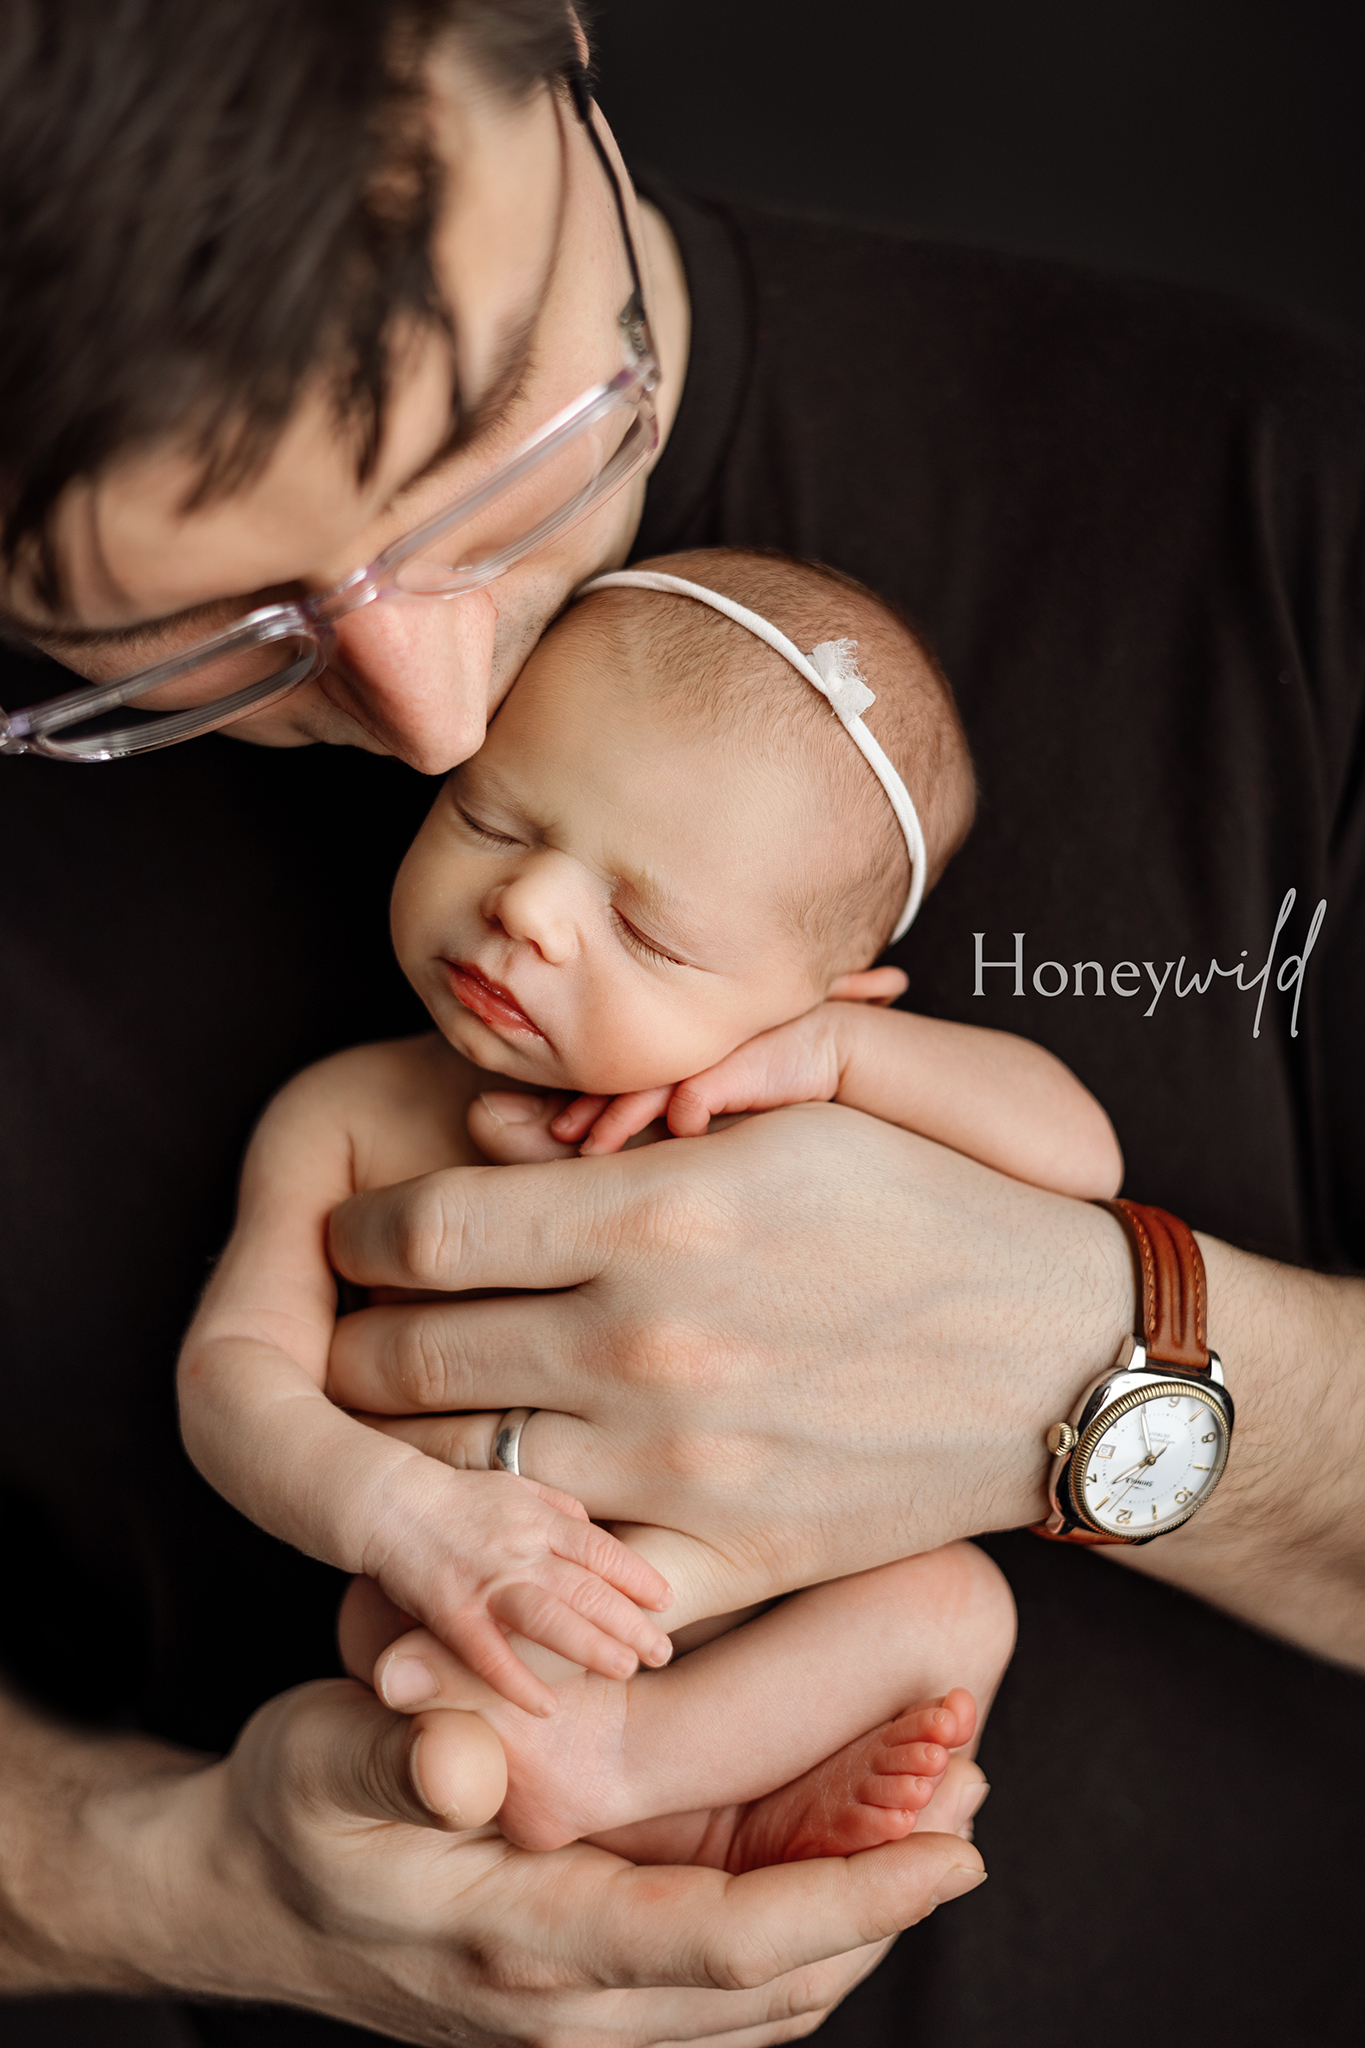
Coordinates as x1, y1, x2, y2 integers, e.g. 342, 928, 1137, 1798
564, 61, 655, 368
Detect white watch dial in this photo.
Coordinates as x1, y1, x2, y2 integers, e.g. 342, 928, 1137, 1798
1076, 1386, 1229, 1536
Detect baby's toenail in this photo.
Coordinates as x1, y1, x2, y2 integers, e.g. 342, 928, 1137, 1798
381, 1657, 439, 1709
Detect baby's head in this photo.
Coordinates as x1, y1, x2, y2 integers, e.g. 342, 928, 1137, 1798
391, 548, 975, 1093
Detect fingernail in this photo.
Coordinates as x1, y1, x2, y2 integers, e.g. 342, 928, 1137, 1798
381, 1656, 440, 1709
610, 1652, 636, 1678
478, 1091, 542, 1126
645, 1641, 672, 1667
930, 1866, 987, 1906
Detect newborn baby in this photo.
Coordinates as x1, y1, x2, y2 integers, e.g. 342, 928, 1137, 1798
180, 547, 1121, 1870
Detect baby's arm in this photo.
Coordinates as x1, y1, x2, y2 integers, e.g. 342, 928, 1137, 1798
178, 1036, 672, 1714
551, 998, 1122, 1199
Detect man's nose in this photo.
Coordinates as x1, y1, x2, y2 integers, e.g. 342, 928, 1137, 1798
484, 860, 579, 965
323, 588, 499, 774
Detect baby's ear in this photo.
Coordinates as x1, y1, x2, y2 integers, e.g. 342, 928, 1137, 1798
827, 966, 908, 1006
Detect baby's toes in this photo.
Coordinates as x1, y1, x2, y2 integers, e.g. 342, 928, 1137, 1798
867, 1737, 948, 1786
857, 1762, 944, 1815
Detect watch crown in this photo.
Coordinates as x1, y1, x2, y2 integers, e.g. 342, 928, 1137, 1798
1046, 1422, 1077, 1456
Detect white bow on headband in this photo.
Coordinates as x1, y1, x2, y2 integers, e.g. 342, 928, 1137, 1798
578, 570, 926, 940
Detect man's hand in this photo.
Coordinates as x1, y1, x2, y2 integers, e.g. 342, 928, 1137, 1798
0, 1678, 986, 2044
328, 1106, 1135, 1603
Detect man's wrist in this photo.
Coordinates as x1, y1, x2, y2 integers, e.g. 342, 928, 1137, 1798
0, 1694, 283, 2004
0, 1696, 202, 1994
988, 1194, 1134, 1535
1117, 1233, 1365, 1665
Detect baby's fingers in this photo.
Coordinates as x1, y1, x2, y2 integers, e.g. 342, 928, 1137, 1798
550, 1511, 673, 1614
491, 1570, 671, 1680
436, 1611, 560, 1717
578, 1086, 674, 1155
548, 1094, 610, 1142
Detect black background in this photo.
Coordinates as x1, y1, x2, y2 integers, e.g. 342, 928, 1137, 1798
9, 7, 1365, 2043
593, 0, 1365, 338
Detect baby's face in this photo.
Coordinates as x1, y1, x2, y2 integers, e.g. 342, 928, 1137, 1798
391, 618, 832, 1093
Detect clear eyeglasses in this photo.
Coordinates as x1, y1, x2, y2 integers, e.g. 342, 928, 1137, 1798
0, 70, 659, 764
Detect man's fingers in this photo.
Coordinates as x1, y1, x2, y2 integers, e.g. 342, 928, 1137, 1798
584, 1834, 985, 1991
328, 1290, 603, 1414
467, 1090, 577, 1163
351, 1404, 638, 1523
328, 1152, 632, 1293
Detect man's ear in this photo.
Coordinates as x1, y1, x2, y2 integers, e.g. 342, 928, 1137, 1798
827, 966, 909, 1006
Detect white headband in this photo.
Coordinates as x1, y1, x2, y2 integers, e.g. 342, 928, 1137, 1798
578, 570, 926, 940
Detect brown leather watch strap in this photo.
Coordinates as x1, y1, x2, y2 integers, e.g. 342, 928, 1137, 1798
1100, 1199, 1210, 1371
1034, 1199, 1211, 1545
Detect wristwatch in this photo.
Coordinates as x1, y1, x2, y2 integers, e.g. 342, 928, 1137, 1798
1035, 1199, 1234, 1546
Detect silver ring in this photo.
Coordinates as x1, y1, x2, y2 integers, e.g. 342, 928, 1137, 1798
493, 1407, 535, 1478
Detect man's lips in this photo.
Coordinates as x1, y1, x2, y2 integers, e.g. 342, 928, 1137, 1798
443, 960, 546, 1040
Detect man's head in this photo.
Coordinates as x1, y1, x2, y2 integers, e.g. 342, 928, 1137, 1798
0, 1, 681, 769
391, 547, 975, 1096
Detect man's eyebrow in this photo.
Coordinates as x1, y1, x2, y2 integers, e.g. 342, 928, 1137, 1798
386, 310, 538, 509
0, 592, 257, 655
5, 308, 542, 659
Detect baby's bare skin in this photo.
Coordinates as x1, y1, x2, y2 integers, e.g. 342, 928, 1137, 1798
178, 559, 1119, 1870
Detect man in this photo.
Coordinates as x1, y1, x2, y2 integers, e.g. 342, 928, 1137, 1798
1, 4, 1362, 2044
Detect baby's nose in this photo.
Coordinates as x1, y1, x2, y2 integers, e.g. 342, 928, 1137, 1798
484, 858, 579, 965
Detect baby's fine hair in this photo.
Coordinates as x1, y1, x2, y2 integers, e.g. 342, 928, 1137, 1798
571, 548, 976, 970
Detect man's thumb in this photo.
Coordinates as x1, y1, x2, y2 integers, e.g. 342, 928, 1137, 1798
468, 1090, 577, 1163
295, 1681, 505, 1832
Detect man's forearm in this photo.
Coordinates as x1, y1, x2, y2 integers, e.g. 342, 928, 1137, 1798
1111, 1235, 1365, 1670
0, 1687, 211, 1996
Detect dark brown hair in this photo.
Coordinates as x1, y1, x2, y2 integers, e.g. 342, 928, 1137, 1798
0, 0, 580, 590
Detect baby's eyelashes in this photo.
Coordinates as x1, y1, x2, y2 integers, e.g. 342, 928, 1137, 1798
612, 909, 689, 968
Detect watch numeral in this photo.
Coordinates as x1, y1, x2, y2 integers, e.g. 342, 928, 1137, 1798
1201, 1432, 1217, 1443
1168, 1397, 1181, 1407
1174, 1488, 1192, 1505
1115, 1509, 1133, 1525
1097, 1445, 1114, 1459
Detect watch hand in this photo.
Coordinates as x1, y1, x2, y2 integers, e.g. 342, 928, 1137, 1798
1139, 1404, 1153, 1456
1101, 1447, 1169, 1517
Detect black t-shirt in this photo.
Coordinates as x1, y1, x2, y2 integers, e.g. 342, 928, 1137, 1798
4, 185, 1365, 2046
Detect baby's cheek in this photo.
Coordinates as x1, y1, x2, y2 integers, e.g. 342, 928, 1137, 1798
565, 984, 750, 1095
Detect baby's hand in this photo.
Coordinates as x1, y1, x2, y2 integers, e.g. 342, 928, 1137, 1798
363, 1457, 673, 1716
548, 972, 907, 1156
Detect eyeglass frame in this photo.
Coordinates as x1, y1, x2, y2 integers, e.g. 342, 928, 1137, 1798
1, 64, 659, 764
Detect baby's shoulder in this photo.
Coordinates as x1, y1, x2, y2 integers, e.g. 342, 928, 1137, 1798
253, 1033, 492, 1192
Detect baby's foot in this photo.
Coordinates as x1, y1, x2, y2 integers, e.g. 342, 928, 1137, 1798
382, 1644, 642, 1850
721, 1689, 977, 1873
